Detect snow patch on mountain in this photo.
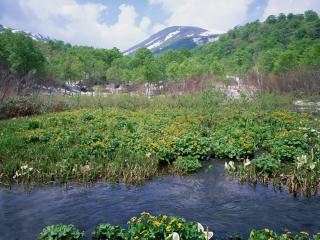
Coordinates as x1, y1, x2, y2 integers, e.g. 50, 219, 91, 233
0, 24, 51, 42
164, 30, 180, 41
124, 26, 220, 55
147, 39, 163, 50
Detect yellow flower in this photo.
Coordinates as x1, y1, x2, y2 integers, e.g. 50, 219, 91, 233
268, 237, 273, 240
154, 221, 162, 227
130, 217, 137, 222
162, 215, 168, 221
166, 225, 171, 232
177, 223, 182, 229
141, 211, 149, 215
264, 228, 270, 233
300, 232, 309, 236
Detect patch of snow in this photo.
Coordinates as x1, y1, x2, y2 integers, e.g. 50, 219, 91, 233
186, 34, 194, 37
193, 37, 201, 44
147, 40, 163, 50
164, 30, 180, 41
200, 30, 215, 37
145, 36, 160, 47
208, 36, 219, 42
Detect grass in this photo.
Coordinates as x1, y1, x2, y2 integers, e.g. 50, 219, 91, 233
0, 90, 319, 195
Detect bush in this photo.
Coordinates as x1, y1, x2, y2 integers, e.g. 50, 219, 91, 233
92, 224, 126, 240
252, 155, 281, 174
0, 96, 69, 119
249, 228, 320, 240
0, 96, 42, 119
38, 224, 85, 240
126, 213, 206, 240
174, 156, 202, 173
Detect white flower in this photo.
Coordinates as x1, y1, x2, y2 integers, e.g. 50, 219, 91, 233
28, 168, 33, 171
167, 232, 180, 240
244, 159, 251, 168
21, 165, 28, 170
197, 223, 213, 240
198, 222, 204, 232
146, 152, 152, 158
228, 161, 235, 170
13, 171, 21, 179
172, 232, 180, 240
309, 163, 316, 170
296, 155, 308, 169
224, 162, 228, 170
225, 161, 236, 171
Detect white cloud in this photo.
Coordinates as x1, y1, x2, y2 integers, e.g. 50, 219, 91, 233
149, 0, 254, 33
0, 0, 151, 50
263, 0, 320, 19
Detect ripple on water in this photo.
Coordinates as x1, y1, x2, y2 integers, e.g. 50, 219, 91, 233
1, 160, 319, 240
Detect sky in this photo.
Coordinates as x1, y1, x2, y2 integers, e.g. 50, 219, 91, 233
0, 0, 319, 50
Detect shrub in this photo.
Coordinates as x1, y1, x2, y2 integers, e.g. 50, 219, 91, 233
263, 130, 309, 161
252, 155, 281, 174
249, 228, 320, 240
126, 213, 206, 240
174, 156, 202, 173
92, 224, 126, 240
38, 224, 85, 240
0, 96, 42, 119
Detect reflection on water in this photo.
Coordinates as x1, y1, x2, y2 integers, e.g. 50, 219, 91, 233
1, 160, 319, 240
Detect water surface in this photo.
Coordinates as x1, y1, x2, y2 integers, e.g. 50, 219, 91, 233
1, 160, 319, 240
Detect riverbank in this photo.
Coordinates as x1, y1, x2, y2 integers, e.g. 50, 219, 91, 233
0, 91, 319, 195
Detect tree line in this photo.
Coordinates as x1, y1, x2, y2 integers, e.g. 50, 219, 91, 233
0, 10, 319, 92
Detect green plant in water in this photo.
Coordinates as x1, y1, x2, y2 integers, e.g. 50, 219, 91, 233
38, 224, 85, 240
252, 155, 281, 175
249, 228, 320, 240
92, 224, 127, 240
174, 156, 202, 173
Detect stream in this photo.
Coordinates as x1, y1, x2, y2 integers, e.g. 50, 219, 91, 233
1, 160, 319, 240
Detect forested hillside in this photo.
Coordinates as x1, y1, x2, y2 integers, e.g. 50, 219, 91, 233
0, 11, 319, 90
194, 10, 320, 75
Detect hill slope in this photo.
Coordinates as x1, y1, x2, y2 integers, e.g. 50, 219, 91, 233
124, 26, 219, 55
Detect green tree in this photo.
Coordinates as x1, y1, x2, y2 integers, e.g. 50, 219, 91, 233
274, 50, 299, 73
1, 29, 45, 76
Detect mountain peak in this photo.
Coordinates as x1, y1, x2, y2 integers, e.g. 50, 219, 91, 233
124, 26, 219, 55
0, 24, 51, 42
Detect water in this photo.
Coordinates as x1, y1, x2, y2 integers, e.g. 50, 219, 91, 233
1, 160, 319, 240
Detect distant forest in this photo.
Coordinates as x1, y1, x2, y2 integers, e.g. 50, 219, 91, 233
0, 11, 319, 89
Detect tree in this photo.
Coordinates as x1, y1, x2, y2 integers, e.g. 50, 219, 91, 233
2, 30, 45, 76
131, 48, 153, 68
0, 29, 46, 95
305, 10, 319, 22
166, 62, 180, 81
274, 51, 299, 73
140, 59, 162, 83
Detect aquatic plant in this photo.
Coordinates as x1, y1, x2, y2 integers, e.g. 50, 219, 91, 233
173, 156, 202, 173
38, 224, 85, 240
249, 228, 320, 240
39, 213, 213, 240
0, 100, 319, 194
92, 224, 126, 240
37, 214, 319, 240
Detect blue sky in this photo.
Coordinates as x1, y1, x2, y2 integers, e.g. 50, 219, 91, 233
0, 0, 319, 50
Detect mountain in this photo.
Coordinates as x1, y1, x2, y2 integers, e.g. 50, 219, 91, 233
124, 26, 219, 55
0, 24, 51, 42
